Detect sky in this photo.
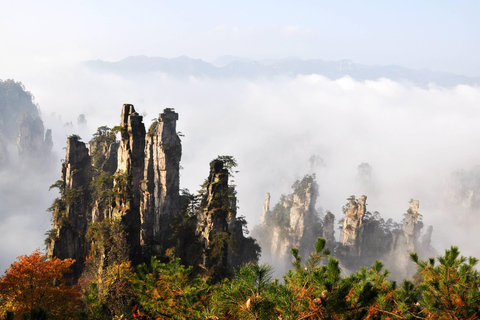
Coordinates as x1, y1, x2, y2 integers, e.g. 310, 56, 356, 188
1, 1, 479, 76
1, 1, 480, 273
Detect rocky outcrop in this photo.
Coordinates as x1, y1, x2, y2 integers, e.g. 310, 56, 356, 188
290, 178, 318, 248
402, 199, 421, 251
17, 112, 53, 163
197, 160, 230, 247
443, 167, 480, 211
260, 192, 270, 225
340, 195, 367, 247
140, 108, 182, 255
116, 104, 146, 207
323, 211, 335, 245
48, 104, 185, 278
48, 136, 91, 279
0, 80, 53, 167
89, 132, 118, 175
253, 174, 322, 267
195, 159, 260, 279
196, 160, 231, 276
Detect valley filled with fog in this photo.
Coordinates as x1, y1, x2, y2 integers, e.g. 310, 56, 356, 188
1, 58, 480, 273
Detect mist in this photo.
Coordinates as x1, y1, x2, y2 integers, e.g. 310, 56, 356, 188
2, 62, 480, 273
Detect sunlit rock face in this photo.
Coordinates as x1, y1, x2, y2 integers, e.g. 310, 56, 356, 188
289, 179, 318, 249
48, 104, 184, 278
402, 199, 421, 251
260, 192, 270, 225
340, 195, 367, 247
140, 108, 182, 255
253, 174, 322, 274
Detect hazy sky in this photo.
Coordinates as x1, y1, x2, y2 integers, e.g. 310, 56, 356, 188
1, 0, 479, 76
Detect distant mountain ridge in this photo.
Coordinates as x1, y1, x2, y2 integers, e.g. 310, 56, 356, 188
85, 55, 480, 87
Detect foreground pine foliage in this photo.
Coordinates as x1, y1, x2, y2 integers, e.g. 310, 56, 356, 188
2, 239, 480, 319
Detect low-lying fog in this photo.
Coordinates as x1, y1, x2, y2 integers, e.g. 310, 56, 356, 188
2, 62, 480, 273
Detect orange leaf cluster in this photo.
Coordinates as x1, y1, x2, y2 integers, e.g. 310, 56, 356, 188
0, 249, 82, 320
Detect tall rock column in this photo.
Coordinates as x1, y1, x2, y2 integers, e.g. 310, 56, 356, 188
259, 192, 270, 225
140, 108, 182, 255
197, 160, 231, 276
402, 199, 421, 252
323, 211, 336, 245
48, 136, 91, 279
115, 104, 146, 263
340, 195, 367, 246
116, 104, 146, 206
289, 178, 318, 248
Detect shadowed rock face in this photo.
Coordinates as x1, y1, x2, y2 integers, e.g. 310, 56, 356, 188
197, 160, 230, 245
323, 211, 335, 245
117, 104, 146, 208
49, 137, 91, 280
17, 113, 45, 159
340, 195, 367, 246
196, 160, 230, 271
0, 80, 53, 169
195, 159, 260, 277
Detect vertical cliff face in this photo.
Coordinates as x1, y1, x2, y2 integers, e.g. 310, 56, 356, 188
290, 177, 318, 250
402, 199, 421, 251
113, 104, 146, 263
259, 192, 270, 225
443, 167, 480, 211
253, 174, 322, 272
141, 108, 182, 255
48, 104, 185, 279
116, 104, 146, 206
194, 159, 260, 280
89, 131, 118, 175
383, 199, 425, 279
48, 136, 91, 279
196, 160, 231, 276
17, 112, 53, 165
89, 129, 119, 223
323, 211, 335, 245
197, 160, 230, 246
0, 80, 53, 170
340, 195, 367, 247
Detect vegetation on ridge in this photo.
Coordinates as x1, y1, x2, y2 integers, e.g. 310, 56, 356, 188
2, 239, 480, 319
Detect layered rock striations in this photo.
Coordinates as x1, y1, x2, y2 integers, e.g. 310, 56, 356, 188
48, 136, 91, 279
255, 174, 435, 280
253, 174, 322, 272
340, 195, 367, 247
197, 160, 231, 273
48, 105, 183, 278
48, 104, 257, 282
141, 108, 182, 255
195, 159, 260, 280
